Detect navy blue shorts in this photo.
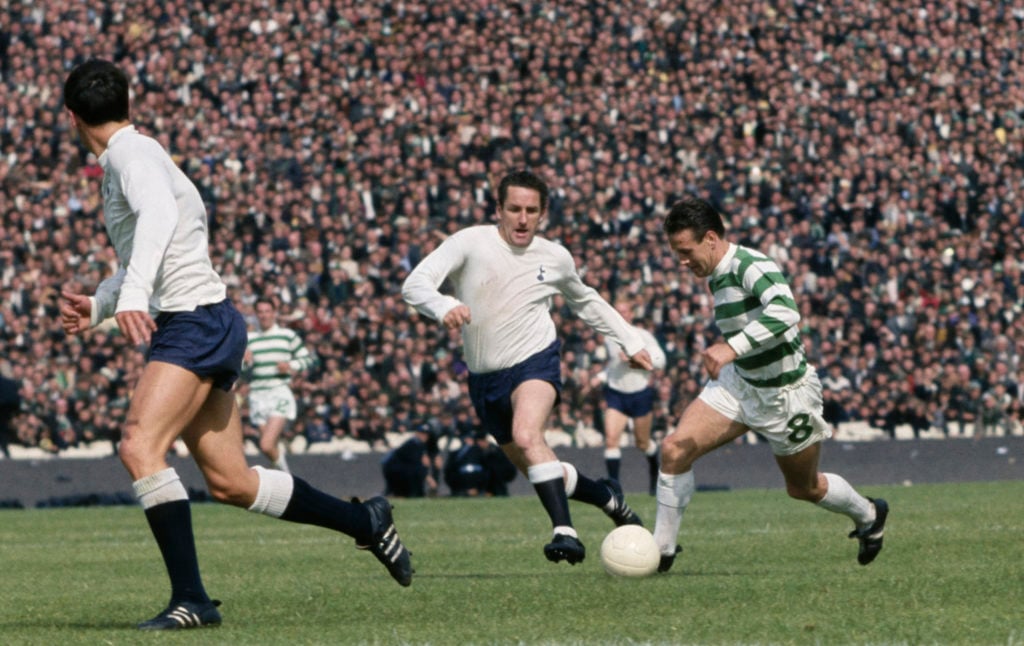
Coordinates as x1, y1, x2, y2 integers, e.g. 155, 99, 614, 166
604, 386, 656, 417
148, 299, 247, 391
468, 340, 562, 445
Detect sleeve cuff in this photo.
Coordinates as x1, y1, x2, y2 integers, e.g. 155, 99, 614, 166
727, 333, 753, 357
88, 296, 102, 328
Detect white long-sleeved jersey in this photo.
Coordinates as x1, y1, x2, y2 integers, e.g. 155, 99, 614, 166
89, 125, 225, 326
402, 225, 645, 374
605, 325, 666, 393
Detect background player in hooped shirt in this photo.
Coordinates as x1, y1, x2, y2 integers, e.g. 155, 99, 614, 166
601, 300, 667, 495
244, 298, 314, 472
402, 169, 653, 566
58, 59, 412, 631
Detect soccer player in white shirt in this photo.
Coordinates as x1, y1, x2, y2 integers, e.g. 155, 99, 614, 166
654, 197, 888, 573
402, 169, 653, 565
59, 60, 411, 631
244, 298, 314, 472
601, 300, 667, 494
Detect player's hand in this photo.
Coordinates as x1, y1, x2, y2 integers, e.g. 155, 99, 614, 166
115, 310, 158, 346
442, 304, 471, 329
60, 290, 92, 335
702, 342, 737, 379
628, 349, 653, 371
276, 360, 291, 374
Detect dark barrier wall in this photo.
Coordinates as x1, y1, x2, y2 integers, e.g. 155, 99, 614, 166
1, 437, 1021, 509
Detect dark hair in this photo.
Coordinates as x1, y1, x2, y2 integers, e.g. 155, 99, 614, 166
663, 197, 725, 240
254, 297, 277, 310
497, 169, 549, 213
63, 59, 130, 126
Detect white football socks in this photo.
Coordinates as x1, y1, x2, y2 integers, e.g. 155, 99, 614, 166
274, 441, 290, 473
132, 467, 189, 509
653, 470, 695, 555
816, 472, 875, 528
560, 461, 579, 497
248, 465, 294, 517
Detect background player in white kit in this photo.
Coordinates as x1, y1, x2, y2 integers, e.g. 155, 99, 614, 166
601, 300, 666, 495
59, 59, 411, 631
653, 197, 888, 573
402, 169, 653, 565
245, 298, 314, 472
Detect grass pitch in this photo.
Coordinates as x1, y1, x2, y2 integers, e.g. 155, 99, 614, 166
1, 481, 1021, 645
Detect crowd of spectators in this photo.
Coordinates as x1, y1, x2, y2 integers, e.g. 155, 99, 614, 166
2, 0, 1023, 460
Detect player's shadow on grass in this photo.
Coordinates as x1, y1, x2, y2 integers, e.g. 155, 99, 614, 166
411, 571, 564, 579
0, 619, 138, 631
413, 568, 767, 579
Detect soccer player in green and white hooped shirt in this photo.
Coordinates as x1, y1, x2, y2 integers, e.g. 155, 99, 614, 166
245, 298, 314, 472
653, 197, 889, 573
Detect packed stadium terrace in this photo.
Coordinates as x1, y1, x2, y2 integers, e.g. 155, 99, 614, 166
1, 1, 1021, 460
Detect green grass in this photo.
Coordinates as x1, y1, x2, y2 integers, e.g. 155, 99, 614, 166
1, 482, 1022, 645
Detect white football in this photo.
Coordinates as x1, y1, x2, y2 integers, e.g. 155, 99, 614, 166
600, 524, 660, 577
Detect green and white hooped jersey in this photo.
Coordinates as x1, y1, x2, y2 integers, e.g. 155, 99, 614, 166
711, 243, 807, 389
247, 324, 313, 391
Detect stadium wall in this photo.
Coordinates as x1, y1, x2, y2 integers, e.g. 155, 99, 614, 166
1, 436, 1022, 509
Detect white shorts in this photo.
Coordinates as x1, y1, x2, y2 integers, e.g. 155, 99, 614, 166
248, 385, 298, 426
698, 364, 832, 456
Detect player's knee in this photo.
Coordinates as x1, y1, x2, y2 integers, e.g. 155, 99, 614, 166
659, 433, 697, 470
511, 428, 545, 454
784, 481, 821, 502
206, 478, 251, 507
117, 424, 151, 472
116, 432, 130, 458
